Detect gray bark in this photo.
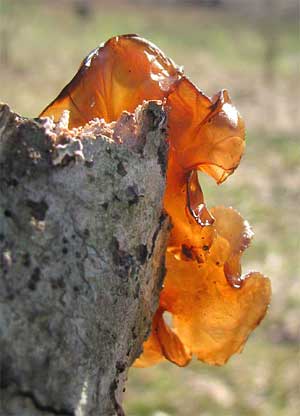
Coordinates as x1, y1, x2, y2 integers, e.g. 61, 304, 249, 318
0, 102, 169, 415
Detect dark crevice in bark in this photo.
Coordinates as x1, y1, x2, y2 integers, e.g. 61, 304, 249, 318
109, 379, 125, 416
4, 387, 75, 416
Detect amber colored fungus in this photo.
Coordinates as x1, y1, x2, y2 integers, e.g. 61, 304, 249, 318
41, 34, 271, 367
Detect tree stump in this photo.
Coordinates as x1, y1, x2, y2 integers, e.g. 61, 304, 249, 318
0, 101, 169, 415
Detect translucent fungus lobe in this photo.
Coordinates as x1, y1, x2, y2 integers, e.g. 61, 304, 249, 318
41, 34, 271, 368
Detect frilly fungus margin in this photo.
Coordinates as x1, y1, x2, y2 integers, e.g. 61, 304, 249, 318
41, 34, 271, 368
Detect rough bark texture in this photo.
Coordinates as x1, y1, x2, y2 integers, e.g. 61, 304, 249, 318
0, 102, 169, 415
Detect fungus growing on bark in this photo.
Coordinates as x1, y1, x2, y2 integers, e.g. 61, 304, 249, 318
41, 34, 271, 367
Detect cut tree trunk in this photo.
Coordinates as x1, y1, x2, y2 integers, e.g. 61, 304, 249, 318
0, 102, 169, 416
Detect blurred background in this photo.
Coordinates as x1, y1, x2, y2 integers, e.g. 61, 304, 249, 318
0, 0, 299, 415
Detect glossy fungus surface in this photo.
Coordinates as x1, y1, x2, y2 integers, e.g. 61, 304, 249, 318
41, 34, 271, 367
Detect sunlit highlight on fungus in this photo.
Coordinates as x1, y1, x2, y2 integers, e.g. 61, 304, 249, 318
41, 34, 271, 368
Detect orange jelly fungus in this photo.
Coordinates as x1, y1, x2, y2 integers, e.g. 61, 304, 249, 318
41, 34, 271, 367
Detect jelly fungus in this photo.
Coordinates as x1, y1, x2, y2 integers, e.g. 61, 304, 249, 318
41, 34, 271, 367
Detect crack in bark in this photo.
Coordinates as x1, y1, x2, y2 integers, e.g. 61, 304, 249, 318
148, 212, 168, 258
109, 379, 125, 416
1, 387, 75, 416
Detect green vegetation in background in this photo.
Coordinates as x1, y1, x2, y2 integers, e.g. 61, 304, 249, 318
0, 1, 298, 117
